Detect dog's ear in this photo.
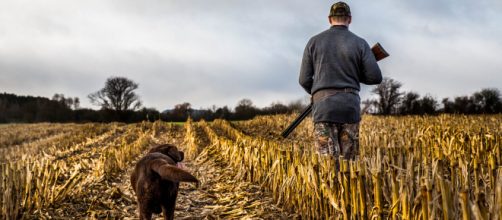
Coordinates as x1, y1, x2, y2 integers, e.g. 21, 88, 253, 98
179, 151, 184, 162
149, 145, 170, 155
167, 146, 184, 162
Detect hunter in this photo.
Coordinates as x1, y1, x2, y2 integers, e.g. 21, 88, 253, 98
299, 2, 382, 167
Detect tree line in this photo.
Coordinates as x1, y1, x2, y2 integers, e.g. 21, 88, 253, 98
1, 76, 500, 123
0, 92, 304, 123
0, 77, 306, 123
364, 77, 502, 115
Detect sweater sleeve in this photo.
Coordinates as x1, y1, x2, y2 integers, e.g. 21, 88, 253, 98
359, 41, 382, 85
299, 40, 314, 94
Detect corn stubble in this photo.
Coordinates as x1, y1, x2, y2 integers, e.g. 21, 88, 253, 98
1, 114, 501, 219
208, 114, 501, 219
0, 122, 160, 219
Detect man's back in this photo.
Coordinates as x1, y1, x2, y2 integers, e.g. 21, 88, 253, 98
299, 25, 382, 123
306, 25, 381, 92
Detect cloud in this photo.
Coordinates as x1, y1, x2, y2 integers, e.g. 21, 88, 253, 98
0, 0, 501, 110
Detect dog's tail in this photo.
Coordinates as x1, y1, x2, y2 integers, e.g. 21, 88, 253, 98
150, 159, 198, 183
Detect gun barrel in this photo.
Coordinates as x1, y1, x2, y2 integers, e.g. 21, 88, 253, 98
281, 104, 313, 138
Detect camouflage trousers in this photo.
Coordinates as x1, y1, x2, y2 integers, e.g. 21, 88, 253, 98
314, 122, 360, 160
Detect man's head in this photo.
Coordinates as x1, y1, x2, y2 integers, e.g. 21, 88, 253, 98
329, 2, 351, 26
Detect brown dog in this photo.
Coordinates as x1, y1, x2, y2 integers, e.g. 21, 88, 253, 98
131, 144, 198, 220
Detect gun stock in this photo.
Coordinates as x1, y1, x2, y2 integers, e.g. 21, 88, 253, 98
371, 43, 389, 61
281, 42, 389, 139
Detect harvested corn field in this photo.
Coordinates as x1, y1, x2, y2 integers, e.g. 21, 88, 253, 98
0, 121, 294, 219
1, 114, 501, 219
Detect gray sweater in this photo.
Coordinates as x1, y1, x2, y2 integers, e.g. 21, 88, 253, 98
299, 25, 382, 123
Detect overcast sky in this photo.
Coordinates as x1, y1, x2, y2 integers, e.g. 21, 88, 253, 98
1, 0, 501, 110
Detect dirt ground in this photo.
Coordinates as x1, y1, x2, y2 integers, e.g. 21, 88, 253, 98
40, 126, 296, 219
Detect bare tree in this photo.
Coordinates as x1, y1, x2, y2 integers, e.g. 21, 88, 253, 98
214, 106, 231, 119
399, 92, 420, 114
235, 98, 259, 119
472, 88, 501, 113
371, 77, 403, 115
88, 76, 142, 111
172, 102, 192, 119
73, 97, 80, 109
417, 95, 438, 114
52, 93, 78, 109
287, 99, 307, 113
263, 102, 289, 114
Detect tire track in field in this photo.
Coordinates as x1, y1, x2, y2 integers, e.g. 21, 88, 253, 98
171, 122, 297, 219
54, 121, 296, 219
104, 122, 296, 219
67, 123, 187, 219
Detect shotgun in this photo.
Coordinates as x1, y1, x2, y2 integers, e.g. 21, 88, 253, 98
280, 43, 389, 138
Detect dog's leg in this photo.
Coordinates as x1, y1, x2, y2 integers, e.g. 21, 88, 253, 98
162, 193, 178, 220
139, 204, 152, 220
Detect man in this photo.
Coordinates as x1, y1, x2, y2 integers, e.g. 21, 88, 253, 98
299, 2, 382, 165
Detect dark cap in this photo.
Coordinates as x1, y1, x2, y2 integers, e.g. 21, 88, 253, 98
329, 2, 351, 17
